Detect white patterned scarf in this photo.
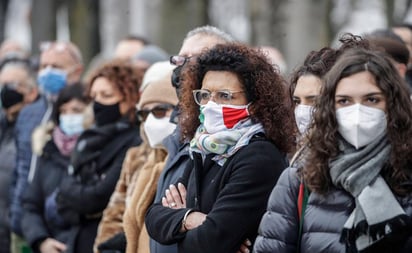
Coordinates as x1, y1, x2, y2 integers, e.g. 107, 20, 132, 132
189, 119, 264, 166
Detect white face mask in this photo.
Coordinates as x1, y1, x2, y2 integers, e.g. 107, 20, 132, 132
200, 101, 249, 134
59, 113, 84, 136
336, 104, 387, 149
143, 113, 176, 148
294, 104, 314, 134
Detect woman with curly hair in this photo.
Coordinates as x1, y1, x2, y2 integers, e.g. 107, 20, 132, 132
254, 48, 412, 253
145, 43, 295, 253
55, 59, 143, 253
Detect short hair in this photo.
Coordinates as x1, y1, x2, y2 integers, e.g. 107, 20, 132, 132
0, 61, 36, 89
52, 83, 89, 124
184, 25, 235, 43
123, 35, 151, 45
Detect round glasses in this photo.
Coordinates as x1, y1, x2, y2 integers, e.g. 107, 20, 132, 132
192, 89, 245, 105
136, 104, 174, 121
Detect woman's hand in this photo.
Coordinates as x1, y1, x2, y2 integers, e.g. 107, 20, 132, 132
162, 183, 187, 209
40, 238, 67, 253
236, 238, 252, 253
181, 211, 207, 231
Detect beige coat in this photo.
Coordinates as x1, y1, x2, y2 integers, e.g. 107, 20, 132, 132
93, 142, 167, 253
123, 148, 167, 253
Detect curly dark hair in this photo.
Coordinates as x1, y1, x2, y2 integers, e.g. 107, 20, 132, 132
87, 59, 144, 122
304, 48, 412, 195
179, 43, 295, 153
289, 33, 371, 103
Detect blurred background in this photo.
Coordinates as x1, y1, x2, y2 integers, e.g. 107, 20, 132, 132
1, 0, 412, 72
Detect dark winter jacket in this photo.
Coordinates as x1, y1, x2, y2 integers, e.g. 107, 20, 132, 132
145, 136, 287, 253
253, 167, 412, 253
0, 112, 16, 253
21, 139, 71, 253
10, 95, 49, 236
149, 127, 190, 253
56, 120, 141, 253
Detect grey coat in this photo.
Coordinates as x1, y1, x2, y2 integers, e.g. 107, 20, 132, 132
253, 167, 412, 253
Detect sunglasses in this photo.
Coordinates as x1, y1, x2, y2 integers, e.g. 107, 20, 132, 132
136, 104, 175, 121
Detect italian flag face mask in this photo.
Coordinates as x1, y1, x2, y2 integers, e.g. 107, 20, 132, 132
199, 101, 250, 134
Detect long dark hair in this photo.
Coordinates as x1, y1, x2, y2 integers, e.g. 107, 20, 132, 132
304, 48, 412, 195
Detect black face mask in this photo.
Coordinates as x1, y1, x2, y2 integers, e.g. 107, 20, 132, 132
93, 101, 122, 126
1, 85, 24, 109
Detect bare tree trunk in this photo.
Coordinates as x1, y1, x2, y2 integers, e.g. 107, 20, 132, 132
30, 0, 57, 54
68, 0, 100, 66
100, 0, 129, 58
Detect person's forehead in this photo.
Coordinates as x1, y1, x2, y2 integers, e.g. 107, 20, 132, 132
0, 67, 28, 81
40, 48, 76, 67
179, 35, 223, 56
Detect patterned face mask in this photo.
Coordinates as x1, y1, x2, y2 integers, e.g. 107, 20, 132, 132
199, 101, 250, 134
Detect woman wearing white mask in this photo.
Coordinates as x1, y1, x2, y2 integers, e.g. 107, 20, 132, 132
254, 48, 412, 253
94, 71, 178, 253
145, 43, 295, 253
21, 83, 88, 253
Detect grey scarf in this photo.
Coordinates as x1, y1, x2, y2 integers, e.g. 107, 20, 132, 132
329, 133, 409, 252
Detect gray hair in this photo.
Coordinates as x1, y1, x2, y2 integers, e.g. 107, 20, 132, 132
184, 25, 235, 43
1, 61, 36, 89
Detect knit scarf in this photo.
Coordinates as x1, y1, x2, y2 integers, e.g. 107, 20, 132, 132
329, 133, 410, 252
53, 127, 80, 156
189, 119, 264, 166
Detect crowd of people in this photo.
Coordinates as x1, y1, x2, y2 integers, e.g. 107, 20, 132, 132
0, 23, 412, 253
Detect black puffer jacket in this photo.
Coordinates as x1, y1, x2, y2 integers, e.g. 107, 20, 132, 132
56, 120, 141, 253
253, 167, 412, 253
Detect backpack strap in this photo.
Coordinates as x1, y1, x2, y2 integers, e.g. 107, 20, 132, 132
297, 179, 309, 252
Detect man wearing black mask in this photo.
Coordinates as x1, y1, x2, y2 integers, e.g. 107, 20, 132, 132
0, 60, 38, 253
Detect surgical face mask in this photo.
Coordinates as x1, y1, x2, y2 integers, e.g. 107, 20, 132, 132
143, 113, 176, 148
59, 113, 84, 136
200, 101, 249, 134
336, 104, 387, 149
294, 104, 314, 134
37, 67, 68, 95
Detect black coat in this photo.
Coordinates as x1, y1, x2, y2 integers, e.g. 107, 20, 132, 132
56, 120, 141, 253
0, 113, 16, 253
145, 136, 288, 253
21, 139, 71, 253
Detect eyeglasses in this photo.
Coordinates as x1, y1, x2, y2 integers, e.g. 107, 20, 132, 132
170, 55, 192, 66
192, 89, 245, 105
40, 41, 80, 63
136, 104, 175, 121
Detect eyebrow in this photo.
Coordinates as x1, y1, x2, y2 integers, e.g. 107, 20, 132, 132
335, 92, 384, 97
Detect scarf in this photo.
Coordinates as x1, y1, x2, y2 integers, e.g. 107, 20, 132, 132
190, 119, 264, 166
52, 127, 80, 156
329, 133, 410, 252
